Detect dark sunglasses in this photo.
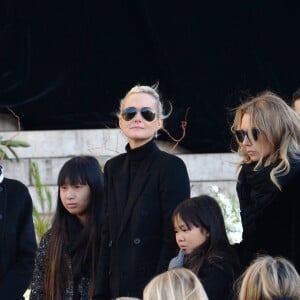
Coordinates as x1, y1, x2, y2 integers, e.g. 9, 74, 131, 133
234, 128, 261, 143
121, 107, 156, 122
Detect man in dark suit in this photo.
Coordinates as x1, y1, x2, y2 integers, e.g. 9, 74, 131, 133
0, 166, 37, 299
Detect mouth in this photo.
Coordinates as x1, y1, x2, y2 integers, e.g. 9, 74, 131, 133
66, 203, 77, 209
247, 150, 256, 155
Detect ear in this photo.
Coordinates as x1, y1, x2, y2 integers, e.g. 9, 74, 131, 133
118, 116, 123, 128
156, 119, 163, 130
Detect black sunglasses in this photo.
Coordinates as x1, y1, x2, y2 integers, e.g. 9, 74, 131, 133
121, 107, 156, 122
234, 128, 261, 143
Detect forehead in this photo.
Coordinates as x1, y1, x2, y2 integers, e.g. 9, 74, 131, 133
241, 113, 252, 128
173, 214, 185, 226
122, 92, 157, 109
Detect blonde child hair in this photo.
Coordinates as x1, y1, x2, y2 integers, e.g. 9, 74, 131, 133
143, 268, 208, 300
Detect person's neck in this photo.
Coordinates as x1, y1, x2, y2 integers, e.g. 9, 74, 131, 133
129, 137, 153, 149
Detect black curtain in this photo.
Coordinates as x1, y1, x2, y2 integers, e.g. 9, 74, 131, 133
1, 1, 300, 152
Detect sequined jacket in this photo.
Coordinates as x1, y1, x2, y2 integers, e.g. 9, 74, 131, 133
30, 230, 89, 300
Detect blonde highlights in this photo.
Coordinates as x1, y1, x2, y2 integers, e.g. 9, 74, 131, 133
143, 268, 208, 300
237, 255, 300, 300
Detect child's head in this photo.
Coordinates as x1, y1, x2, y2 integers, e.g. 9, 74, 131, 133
143, 268, 208, 300
237, 255, 300, 300
172, 194, 229, 255
56, 156, 104, 223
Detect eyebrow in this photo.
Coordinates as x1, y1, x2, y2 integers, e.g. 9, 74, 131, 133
174, 223, 188, 230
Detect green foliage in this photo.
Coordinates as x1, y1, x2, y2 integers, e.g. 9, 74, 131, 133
30, 161, 53, 243
0, 137, 30, 161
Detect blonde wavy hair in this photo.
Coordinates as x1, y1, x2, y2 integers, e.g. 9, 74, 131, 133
236, 255, 300, 300
143, 268, 208, 300
231, 91, 300, 190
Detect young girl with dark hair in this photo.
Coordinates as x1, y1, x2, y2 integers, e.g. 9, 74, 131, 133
169, 195, 240, 300
30, 156, 104, 300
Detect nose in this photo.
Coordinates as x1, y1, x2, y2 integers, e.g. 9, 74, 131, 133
65, 188, 75, 199
242, 134, 252, 145
176, 232, 184, 242
132, 111, 143, 122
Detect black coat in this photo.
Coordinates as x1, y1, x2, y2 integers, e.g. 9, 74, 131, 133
198, 258, 236, 300
0, 178, 37, 299
94, 141, 190, 299
236, 161, 300, 272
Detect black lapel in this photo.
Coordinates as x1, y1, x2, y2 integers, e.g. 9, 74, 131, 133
117, 149, 159, 239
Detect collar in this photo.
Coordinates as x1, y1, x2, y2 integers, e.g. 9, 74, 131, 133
125, 139, 157, 161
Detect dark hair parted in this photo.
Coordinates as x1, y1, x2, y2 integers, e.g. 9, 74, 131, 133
172, 195, 239, 275
44, 156, 104, 300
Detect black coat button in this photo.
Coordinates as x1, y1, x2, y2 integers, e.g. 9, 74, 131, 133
133, 238, 141, 245
108, 240, 113, 247
0, 214, 3, 220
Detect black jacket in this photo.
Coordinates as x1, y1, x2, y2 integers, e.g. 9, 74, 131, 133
236, 160, 300, 272
0, 178, 37, 299
198, 258, 236, 300
94, 140, 190, 299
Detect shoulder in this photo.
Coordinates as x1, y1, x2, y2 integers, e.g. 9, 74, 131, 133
280, 160, 300, 191
0, 178, 32, 206
104, 152, 127, 168
202, 256, 236, 277
2, 177, 29, 192
156, 150, 187, 167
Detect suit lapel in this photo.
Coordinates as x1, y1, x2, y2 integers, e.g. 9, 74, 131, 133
117, 150, 159, 239
112, 157, 130, 237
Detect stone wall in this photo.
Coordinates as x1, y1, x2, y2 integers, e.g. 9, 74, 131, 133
0, 129, 240, 212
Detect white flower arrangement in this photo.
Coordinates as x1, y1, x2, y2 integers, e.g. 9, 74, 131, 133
210, 185, 243, 245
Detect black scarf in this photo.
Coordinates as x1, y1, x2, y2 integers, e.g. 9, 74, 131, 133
237, 158, 300, 236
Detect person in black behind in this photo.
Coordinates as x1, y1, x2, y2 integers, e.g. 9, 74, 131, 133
0, 165, 37, 299
231, 91, 300, 272
93, 84, 190, 299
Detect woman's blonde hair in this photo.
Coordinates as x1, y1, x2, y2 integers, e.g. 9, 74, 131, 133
231, 90, 300, 190
236, 255, 300, 300
143, 268, 208, 300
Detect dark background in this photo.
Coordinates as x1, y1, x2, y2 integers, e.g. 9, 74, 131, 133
1, 1, 300, 153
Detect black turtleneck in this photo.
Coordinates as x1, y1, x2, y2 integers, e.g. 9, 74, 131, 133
126, 139, 156, 179
122, 139, 157, 209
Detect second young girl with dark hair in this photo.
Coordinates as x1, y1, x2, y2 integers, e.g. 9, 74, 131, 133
30, 156, 104, 300
169, 195, 240, 300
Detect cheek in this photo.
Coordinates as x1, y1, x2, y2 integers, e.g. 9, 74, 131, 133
59, 190, 65, 199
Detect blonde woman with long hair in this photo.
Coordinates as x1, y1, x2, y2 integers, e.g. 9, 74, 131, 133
231, 91, 300, 271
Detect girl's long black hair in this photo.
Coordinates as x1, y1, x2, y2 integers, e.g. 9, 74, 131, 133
172, 194, 240, 276
44, 156, 104, 300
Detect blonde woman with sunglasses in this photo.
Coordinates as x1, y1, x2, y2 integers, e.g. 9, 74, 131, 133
231, 91, 300, 273
93, 84, 190, 300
